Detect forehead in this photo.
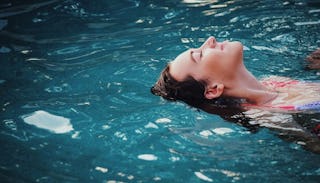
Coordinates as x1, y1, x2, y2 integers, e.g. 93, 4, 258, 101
169, 49, 192, 82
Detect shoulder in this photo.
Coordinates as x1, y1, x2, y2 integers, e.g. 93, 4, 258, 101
260, 75, 299, 88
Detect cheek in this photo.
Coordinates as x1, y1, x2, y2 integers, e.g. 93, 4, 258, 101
195, 57, 219, 80
201, 51, 224, 69
201, 51, 238, 76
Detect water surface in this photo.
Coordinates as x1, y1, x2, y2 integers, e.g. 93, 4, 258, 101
0, 0, 320, 182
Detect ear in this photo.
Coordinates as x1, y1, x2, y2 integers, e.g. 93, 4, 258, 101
204, 84, 224, 100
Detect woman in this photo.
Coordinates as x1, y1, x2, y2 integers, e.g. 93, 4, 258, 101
151, 36, 320, 153
151, 36, 320, 112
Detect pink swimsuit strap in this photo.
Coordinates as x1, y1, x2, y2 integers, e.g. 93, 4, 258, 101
261, 80, 299, 88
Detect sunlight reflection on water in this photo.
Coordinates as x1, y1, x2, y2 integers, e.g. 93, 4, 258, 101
22, 110, 73, 134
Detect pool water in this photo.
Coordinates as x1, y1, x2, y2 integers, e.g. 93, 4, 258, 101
0, 0, 320, 182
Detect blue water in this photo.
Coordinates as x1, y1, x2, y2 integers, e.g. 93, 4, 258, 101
0, 0, 320, 182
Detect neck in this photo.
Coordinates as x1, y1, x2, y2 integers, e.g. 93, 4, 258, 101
223, 65, 277, 105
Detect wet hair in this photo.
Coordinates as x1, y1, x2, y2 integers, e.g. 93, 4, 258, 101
151, 64, 208, 106
151, 64, 253, 131
150, 64, 242, 108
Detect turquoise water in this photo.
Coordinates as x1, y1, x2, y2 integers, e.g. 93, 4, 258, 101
0, 0, 320, 182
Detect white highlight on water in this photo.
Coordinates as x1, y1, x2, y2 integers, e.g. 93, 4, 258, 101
22, 110, 73, 134
155, 118, 171, 123
294, 20, 320, 26
71, 131, 81, 139
194, 172, 213, 182
212, 128, 234, 135
95, 166, 108, 173
144, 122, 159, 129
199, 130, 213, 137
137, 154, 158, 161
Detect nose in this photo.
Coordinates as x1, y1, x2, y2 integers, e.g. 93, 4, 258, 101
201, 36, 216, 49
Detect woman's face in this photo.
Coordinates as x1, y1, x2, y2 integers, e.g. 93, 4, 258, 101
169, 36, 244, 84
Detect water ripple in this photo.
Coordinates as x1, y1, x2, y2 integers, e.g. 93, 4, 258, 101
0, 0, 59, 18
1, 0, 320, 182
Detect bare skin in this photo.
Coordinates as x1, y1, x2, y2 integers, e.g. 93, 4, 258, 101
166, 37, 320, 153
169, 36, 320, 109
169, 36, 278, 106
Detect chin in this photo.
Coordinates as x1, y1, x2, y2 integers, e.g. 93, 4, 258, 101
226, 40, 242, 48
229, 41, 244, 65
228, 41, 243, 56
233, 41, 243, 49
